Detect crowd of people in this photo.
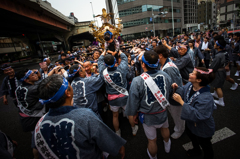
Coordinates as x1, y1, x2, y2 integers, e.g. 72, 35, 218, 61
0, 28, 240, 159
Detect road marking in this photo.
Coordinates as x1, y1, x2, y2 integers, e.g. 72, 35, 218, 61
182, 127, 236, 151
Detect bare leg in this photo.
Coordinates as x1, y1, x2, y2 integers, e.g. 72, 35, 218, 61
215, 88, 223, 98
161, 127, 170, 142
226, 76, 235, 84
148, 138, 157, 157
33, 148, 39, 159
112, 111, 119, 131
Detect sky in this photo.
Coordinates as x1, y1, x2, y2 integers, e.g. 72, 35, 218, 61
47, 0, 106, 26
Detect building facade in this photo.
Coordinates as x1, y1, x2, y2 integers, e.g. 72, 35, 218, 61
115, 0, 184, 40
217, 0, 240, 29
183, 0, 198, 32
105, 0, 119, 25
198, 1, 217, 29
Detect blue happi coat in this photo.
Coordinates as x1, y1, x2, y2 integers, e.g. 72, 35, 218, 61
176, 82, 215, 138
98, 53, 129, 107
125, 70, 173, 126
36, 106, 126, 159
71, 75, 104, 115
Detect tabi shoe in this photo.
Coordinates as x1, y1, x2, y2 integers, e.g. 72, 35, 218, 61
235, 71, 239, 77
116, 129, 121, 137
230, 83, 238, 90
147, 149, 157, 159
163, 138, 171, 153
132, 125, 138, 136
186, 148, 202, 157
171, 132, 183, 139
211, 92, 218, 99
214, 99, 225, 107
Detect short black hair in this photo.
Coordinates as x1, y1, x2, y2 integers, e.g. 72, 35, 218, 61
214, 35, 224, 41
152, 39, 157, 43
188, 40, 195, 44
104, 54, 115, 65
212, 32, 218, 37
38, 74, 70, 108
154, 45, 169, 58
55, 60, 60, 63
16, 69, 28, 80
195, 67, 215, 86
214, 37, 226, 49
234, 32, 240, 37
142, 50, 159, 70
61, 53, 66, 57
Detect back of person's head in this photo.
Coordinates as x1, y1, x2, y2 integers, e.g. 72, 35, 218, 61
154, 45, 169, 58
16, 69, 29, 80
215, 38, 226, 49
142, 50, 159, 70
104, 54, 115, 66
214, 35, 224, 41
195, 67, 215, 86
38, 74, 70, 108
69, 64, 81, 78
61, 53, 66, 57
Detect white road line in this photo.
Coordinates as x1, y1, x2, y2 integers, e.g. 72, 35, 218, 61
182, 127, 236, 151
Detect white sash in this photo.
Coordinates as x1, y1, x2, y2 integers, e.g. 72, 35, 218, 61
140, 73, 169, 109
17, 103, 46, 117
103, 68, 129, 96
0, 130, 14, 156
162, 61, 178, 71
35, 113, 59, 159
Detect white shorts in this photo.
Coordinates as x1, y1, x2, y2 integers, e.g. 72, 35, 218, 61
143, 119, 169, 140
110, 105, 126, 112
226, 71, 230, 76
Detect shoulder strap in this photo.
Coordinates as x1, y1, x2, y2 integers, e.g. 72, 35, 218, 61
35, 113, 59, 159
140, 73, 169, 109
162, 61, 178, 71
103, 68, 129, 96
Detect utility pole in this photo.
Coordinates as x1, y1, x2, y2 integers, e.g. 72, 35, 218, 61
152, 7, 156, 37
206, 0, 208, 29
171, 0, 175, 36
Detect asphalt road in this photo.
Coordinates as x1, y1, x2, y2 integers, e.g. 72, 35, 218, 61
0, 63, 240, 159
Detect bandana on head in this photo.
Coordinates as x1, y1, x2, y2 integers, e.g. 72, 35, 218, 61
216, 41, 225, 49
43, 58, 48, 62
68, 65, 82, 77
105, 58, 116, 68
1, 66, 11, 70
20, 70, 32, 82
39, 77, 69, 105
178, 44, 187, 49
104, 31, 113, 39
142, 54, 159, 68
194, 68, 213, 74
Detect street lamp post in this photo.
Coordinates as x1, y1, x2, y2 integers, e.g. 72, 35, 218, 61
90, 2, 98, 27
152, 7, 168, 37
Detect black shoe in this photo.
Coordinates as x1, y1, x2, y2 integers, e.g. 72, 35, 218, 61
186, 149, 202, 157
